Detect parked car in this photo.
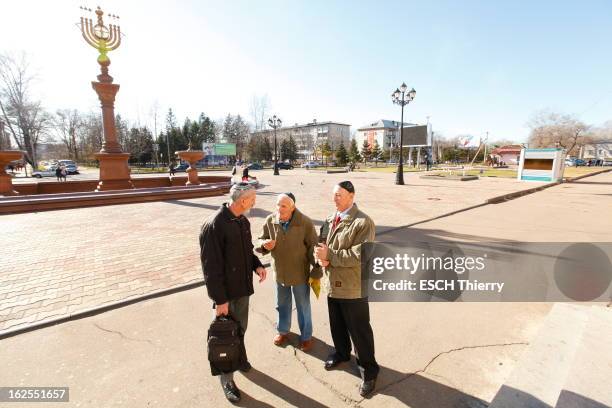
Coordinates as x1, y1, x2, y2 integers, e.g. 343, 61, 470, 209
58, 160, 79, 174
276, 162, 294, 170
246, 163, 263, 170
32, 167, 58, 178
565, 158, 586, 167
173, 163, 190, 172
301, 161, 320, 169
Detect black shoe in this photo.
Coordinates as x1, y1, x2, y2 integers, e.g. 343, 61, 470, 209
222, 381, 241, 403
324, 355, 350, 370
239, 361, 252, 372
359, 379, 376, 397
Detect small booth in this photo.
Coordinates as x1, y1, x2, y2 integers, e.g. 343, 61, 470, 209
517, 148, 565, 182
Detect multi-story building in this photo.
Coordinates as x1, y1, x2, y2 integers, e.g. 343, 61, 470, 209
250, 119, 350, 160
579, 140, 612, 162
354, 119, 417, 150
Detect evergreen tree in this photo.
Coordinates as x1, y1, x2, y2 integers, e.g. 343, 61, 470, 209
198, 112, 216, 143
287, 135, 298, 163
335, 141, 349, 166
164, 108, 178, 163
371, 140, 382, 166
349, 139, 361, 164
280, 138, 290, 161
321, 140, 332, 166
361, 140, 371, 164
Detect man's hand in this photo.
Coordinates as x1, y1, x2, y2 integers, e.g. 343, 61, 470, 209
263, 239, 276, 251
255, 266, 267, 283
314, 243, 329, 262
216, 302, 229, 316
319, 259, 330, 267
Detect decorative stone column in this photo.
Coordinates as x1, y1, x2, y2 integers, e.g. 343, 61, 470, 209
92, 70, 133, 191
80, 6, 133, 191
176, 148, 205, 186
0, 150, 24, 196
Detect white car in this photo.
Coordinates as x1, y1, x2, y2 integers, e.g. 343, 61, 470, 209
32, 167, 58, 178
301, 161, 320, 169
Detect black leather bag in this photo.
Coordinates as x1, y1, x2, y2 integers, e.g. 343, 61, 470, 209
207, 314, 242, 375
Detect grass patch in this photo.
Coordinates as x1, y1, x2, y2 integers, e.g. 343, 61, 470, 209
563, 167, 608, 177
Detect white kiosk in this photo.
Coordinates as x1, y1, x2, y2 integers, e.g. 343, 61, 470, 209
517, 148, 565, 182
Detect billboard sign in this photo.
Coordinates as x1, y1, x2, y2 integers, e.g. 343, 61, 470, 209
402, 125, 431, 147
201, 143, 237, 156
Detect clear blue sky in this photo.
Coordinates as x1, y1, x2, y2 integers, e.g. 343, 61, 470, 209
2, 0, 611, 142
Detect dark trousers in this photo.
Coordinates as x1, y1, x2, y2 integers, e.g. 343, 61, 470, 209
327, 297, 380, 381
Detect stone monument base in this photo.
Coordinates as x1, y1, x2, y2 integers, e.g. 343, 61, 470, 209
94, 152, 134, 191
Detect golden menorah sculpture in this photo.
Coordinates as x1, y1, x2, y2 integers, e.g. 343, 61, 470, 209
79, 6, 121, 82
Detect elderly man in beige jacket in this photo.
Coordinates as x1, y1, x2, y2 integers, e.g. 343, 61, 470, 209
314, 180, 379, 397
257, 192, 321, 351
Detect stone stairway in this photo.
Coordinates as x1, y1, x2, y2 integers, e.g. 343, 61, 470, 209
489, 304, 612, 408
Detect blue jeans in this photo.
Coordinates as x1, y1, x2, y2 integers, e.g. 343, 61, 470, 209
276, 282, 312, 341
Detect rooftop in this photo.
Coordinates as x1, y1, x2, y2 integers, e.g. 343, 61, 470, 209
357, 119, 418, 131
251, 120, 351, 134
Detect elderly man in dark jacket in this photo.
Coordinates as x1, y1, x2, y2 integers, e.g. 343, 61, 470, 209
200, 182, 267, 403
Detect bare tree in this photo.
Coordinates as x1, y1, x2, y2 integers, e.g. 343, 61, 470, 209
0, 52, 50, 171
54, 109, 82, 161
249, 94, 270, 131
78, 112, 103, 162
0, 119, 11, 149
527, 110, 588, 155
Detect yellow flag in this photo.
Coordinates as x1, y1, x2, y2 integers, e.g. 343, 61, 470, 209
309, 277, 321, 299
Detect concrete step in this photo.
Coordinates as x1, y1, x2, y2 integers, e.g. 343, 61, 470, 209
489, 303, 589, 408
0, 183, 230, 214
554, 306, 612, 408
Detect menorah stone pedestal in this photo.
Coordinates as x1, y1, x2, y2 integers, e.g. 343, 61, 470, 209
91, 79, 134, 191
0, 150, 24, 196
94, 152, 134, 191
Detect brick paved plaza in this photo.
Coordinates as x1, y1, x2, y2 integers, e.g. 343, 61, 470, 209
1, 169, 554, 337
0, 169, 611, 407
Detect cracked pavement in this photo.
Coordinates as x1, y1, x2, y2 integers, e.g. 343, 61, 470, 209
0, 284, 550, 407
0, 171, 610, 406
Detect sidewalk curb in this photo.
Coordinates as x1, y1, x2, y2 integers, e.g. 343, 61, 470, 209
0, 280, 202, 341
564, 167, 612, 182
486, 181, 561, 204
0, 260, 273, 341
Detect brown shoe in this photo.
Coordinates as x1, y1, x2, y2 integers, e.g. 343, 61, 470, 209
299, 339, 313, 352
273, 334, 288, 346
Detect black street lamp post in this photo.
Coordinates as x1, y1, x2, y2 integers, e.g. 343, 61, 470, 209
268, 115, 282, 175
391, 83, 416, 185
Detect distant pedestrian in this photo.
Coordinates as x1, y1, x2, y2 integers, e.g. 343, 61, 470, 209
60, 165, 67, 182
55, 166, 62, 182
169, 162, 176, 176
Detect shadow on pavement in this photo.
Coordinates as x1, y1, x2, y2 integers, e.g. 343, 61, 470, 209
242, 368, 328, 408
302, 337, 488, 408
164, 200, 221, 210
